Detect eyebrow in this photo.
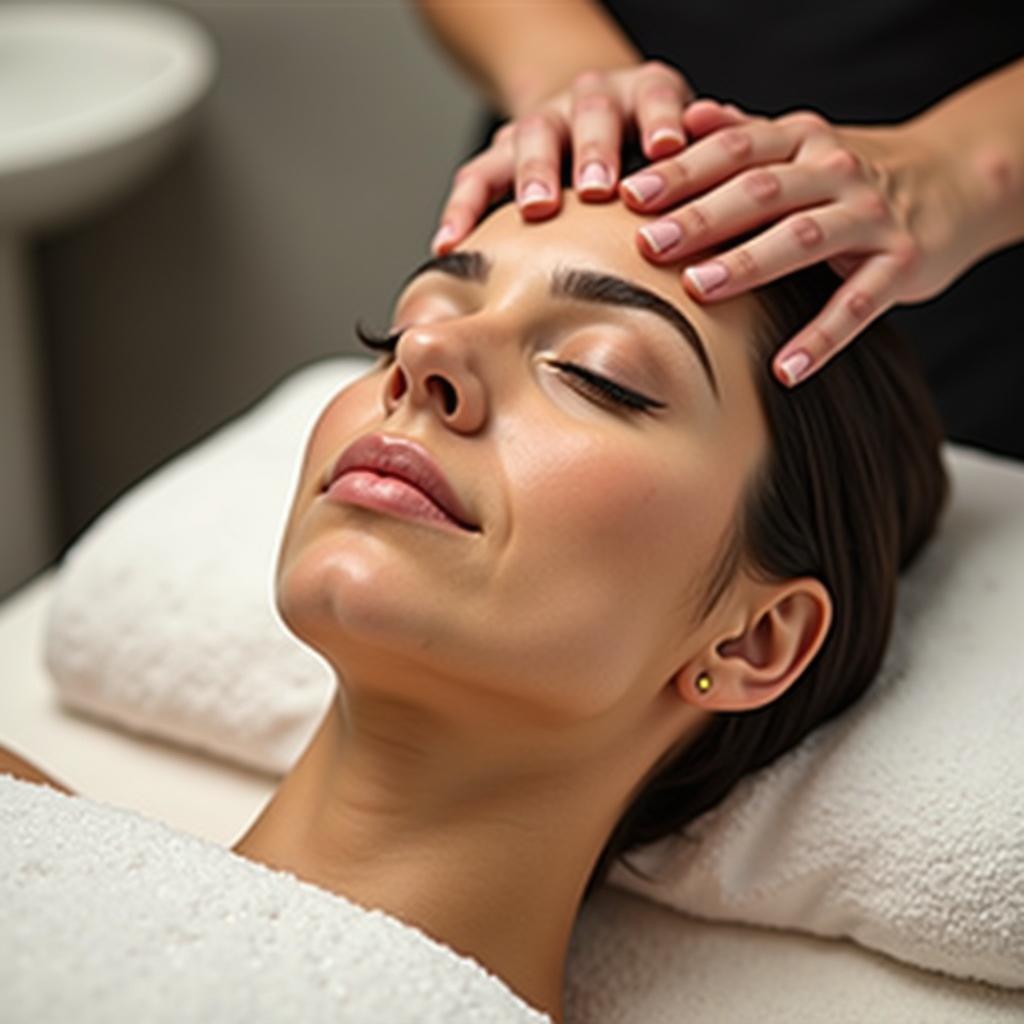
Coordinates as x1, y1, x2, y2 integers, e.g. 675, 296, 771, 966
401, 250, 720, 400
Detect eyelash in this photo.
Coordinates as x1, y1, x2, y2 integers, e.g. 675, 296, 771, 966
353, 322, 665, 413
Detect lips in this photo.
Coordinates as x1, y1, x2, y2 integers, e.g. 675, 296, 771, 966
322, 432, 479, 531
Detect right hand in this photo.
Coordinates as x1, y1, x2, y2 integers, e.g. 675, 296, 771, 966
430, 60, 696, 254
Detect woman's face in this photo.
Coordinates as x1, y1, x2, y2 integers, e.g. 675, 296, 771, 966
276, 193, 769, 730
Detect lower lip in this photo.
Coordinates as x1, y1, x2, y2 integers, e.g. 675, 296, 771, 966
324, 470, 472, 533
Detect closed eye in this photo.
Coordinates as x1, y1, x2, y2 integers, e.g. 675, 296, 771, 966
353, 320, 666, 414
548, 360, 665, 412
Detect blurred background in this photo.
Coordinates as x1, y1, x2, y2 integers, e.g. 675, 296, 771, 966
1, 0, 481, 600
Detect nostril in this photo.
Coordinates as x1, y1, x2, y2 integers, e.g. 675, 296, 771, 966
388, 366, 405, 402
427, 375, 458, 415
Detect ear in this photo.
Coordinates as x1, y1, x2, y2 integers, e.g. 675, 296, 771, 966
675, 578, 833, 712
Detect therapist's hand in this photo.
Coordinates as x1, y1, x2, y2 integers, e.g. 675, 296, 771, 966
620, 99, 981, 387
430, 60, 696, 254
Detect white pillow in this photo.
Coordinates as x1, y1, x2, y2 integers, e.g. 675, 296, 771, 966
44, 357, 1024, 988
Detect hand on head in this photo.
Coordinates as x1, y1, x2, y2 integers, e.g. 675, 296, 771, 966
433, 66, 982, 389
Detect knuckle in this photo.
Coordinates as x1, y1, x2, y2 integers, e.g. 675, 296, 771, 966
786, 108, 829, 134
809, 322, 837, 353
730, 248, 759, 280
893, 235, 921, 273
718, 128, 753, 162
742, 168, 781, 204
681, 204, 711, 236
821, 147, 862, 181
573, 92, 617, 117
492, 121, 516, 145
442, 199, 474, 223
452, 163, 480, 186
517, 111, 557, 136
845, 290, 876, 322
573, 69, 608, 93
857, 190, 890, 223
643, 59, 675, 80
639, 83, 681, 105
790, 214, 825, 249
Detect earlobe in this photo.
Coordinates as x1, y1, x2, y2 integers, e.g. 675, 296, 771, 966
683, 578, 833, 713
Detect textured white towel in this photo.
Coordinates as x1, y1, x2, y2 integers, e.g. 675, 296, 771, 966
5, 775, 1023, 1024
0, 775, 550, 1024
44, 360, 349, 775
41, 357, 1024, 988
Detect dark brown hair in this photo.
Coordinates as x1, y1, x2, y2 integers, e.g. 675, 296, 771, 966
583, 260, 950, 900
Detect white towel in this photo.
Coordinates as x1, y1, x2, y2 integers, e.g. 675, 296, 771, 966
0, 775, 551, 1024
44, 360, 349, 775
5, 775, 1023, 1024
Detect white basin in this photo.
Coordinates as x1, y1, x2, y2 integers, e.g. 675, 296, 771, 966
0, 1, 216, 231
0, 2, 217, 598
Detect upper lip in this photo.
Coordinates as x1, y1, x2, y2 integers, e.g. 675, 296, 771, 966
322, 432, 479, 531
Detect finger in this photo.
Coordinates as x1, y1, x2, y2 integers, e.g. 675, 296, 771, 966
514, 110, 565, 220
619, 116, 800, 212
432, 136, 516, 254
570, 71, 621, 200
632, 63, 689, 158
680, 203, 876, 299
636, 162, 839, 262
681, 97, 751, 138
771, 253, 900, 386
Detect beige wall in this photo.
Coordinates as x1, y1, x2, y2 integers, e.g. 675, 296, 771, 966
24, 0, 481, 593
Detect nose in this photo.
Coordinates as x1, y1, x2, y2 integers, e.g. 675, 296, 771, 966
383, 321, 486, 432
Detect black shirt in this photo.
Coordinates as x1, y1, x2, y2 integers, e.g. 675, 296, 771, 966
472, 1, 1024, 459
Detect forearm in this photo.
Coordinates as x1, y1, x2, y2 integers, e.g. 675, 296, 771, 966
913, 56, 1024, 261
412, 0, 641, 116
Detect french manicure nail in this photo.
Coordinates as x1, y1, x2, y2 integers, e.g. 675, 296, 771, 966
621, 172, 666, 204
639, 219, 683, 253
685, 261, 729, 295
578, 161, 612, 192
520, 180, 553, 205
431, 223, 456, 252
648, 127, 684, 148
779, 350, 812, 385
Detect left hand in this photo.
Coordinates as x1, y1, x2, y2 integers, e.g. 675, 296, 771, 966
618, 98, 979, 386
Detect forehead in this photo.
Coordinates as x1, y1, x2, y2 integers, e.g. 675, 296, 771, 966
455, 192, 763, 410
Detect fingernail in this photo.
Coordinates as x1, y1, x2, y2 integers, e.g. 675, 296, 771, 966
621, 172, 665, 204
648, 127, 684, 148
778, 350, 812, 385
431, 223, 456, 252
520, 180, 553, 206
578, 161, 612, 193
639, 219, 682, 253
685, 261, 729, 295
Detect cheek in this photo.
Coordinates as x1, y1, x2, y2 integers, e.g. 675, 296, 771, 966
278, 375, 381, 552
491, 426, 733, 716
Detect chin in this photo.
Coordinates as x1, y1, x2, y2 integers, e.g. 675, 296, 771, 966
275, 530, 442, 668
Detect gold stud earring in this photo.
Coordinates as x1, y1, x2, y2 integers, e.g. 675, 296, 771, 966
695, 672, 713, 694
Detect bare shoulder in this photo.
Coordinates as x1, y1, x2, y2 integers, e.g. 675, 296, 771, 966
0, 743, 75, 795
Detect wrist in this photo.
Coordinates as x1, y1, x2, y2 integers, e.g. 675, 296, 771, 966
910, 100, 1024, 263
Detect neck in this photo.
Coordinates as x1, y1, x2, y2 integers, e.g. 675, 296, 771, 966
230, 692, 640, 1023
